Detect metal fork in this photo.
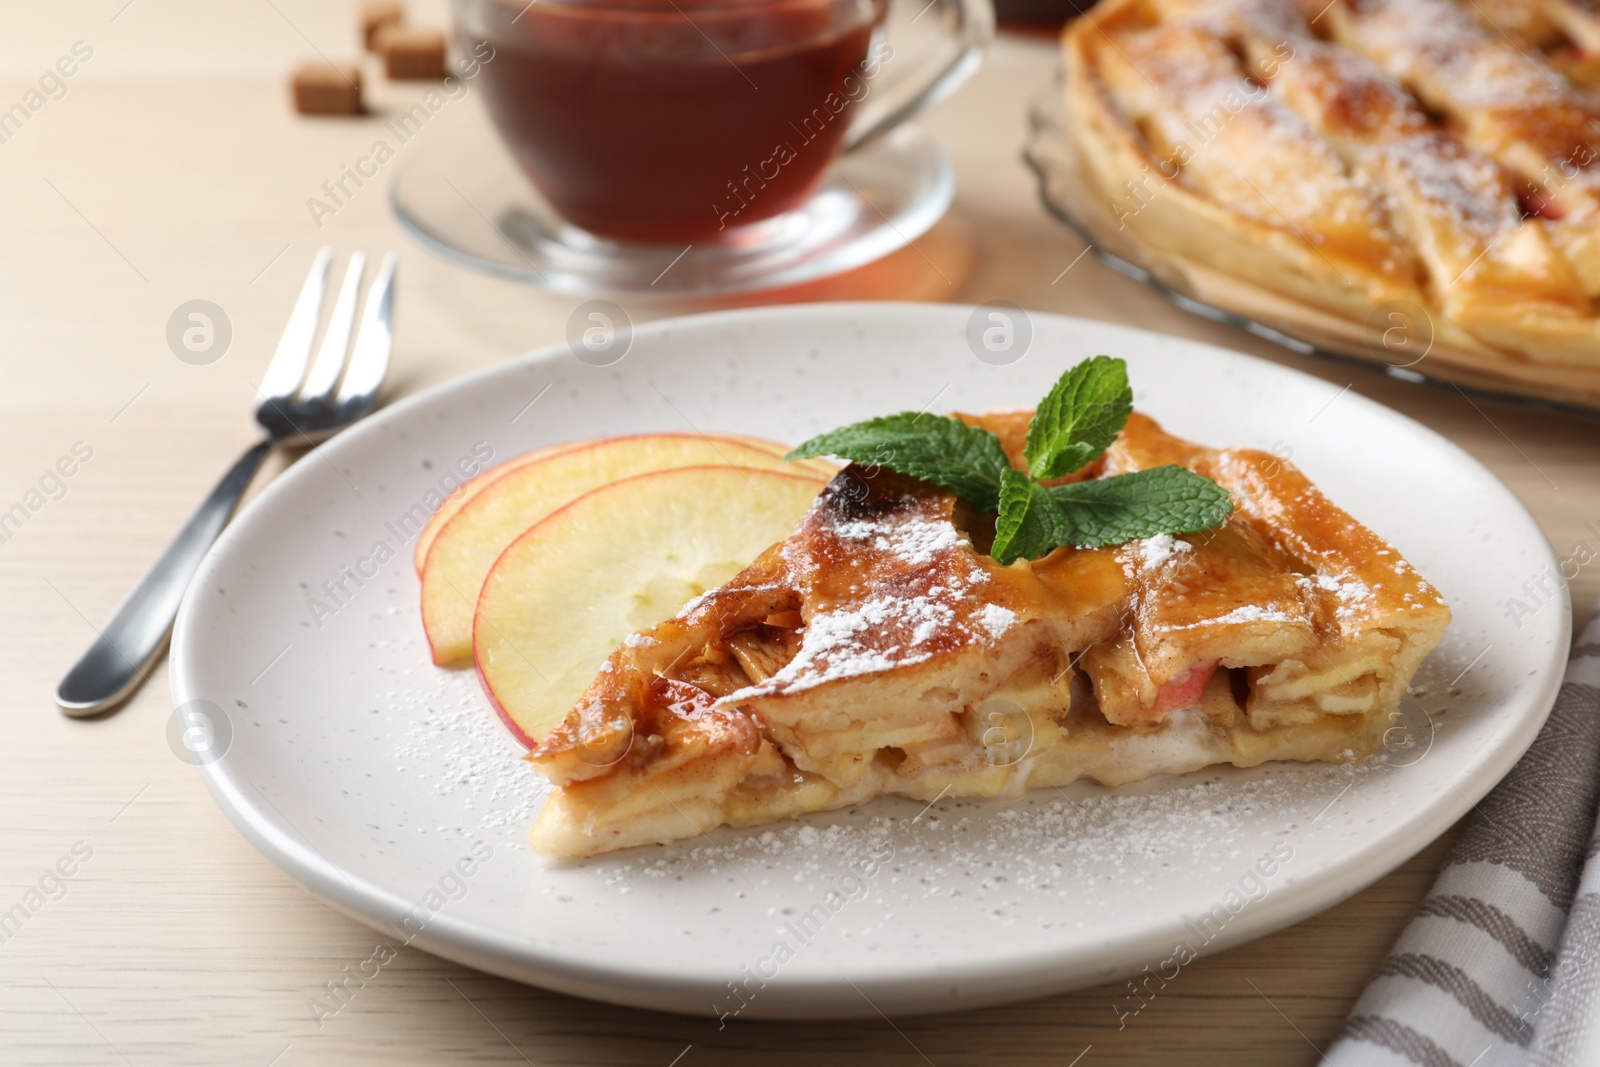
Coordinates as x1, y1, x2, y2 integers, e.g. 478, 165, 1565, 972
55, 248, 396, 717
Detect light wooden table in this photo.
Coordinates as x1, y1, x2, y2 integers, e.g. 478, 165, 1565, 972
2, 3, 1595, 1064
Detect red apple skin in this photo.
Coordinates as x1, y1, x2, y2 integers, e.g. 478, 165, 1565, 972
470, 464, 825, 749
412, 432, 814, 576
476, 647, 540, 749
413, 440, 585, 576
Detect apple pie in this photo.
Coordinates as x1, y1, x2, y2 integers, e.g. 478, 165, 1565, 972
1061, 0, 1600, 392
525, 412, 1450, 857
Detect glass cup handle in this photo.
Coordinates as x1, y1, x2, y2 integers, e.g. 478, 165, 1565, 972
841, 0, 995, 153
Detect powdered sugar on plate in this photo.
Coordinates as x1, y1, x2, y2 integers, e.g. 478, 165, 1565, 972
392, 669, 547, 839
591, 760, 1380, 927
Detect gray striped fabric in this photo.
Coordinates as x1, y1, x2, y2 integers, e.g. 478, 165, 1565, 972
1326, 611, 1600, 1067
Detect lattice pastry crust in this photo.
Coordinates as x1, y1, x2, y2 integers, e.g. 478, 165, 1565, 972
1064, 0, 1600, 370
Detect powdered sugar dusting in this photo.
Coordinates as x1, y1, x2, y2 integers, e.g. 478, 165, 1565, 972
978, 603, 1017, 638
1194, 604, 1294, 626
833, 517, 965, 566
737, 595, 949, 694
715, 500, 1021, 698
726, 588, 1021, 698
1134, 533, 1193, 572
592, 761, 1378, 924
1301, 571, 1377, 624
393, 670, 547, 838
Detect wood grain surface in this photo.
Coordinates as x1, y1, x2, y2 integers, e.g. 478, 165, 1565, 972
1, 3, 1595, 1064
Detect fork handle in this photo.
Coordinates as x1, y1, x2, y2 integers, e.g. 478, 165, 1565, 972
56, 439, 274, 717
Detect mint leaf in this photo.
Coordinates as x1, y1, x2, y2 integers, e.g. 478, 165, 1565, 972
993, 466, 1231, 561
1046, 466, 1233, 548
1024, 356, 1133, 480
991, 468, 1073, 565
788, 413, 1013, 513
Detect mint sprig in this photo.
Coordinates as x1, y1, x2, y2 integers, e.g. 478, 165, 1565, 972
787, 356, 1233, 562
786, 411, 1012, 513
1024, 355, 1132, 480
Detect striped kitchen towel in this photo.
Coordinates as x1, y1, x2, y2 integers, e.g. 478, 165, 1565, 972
1325, 606, 1600, 1067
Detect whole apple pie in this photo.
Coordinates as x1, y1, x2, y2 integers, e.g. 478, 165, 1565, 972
1062, 0, 1600, 392
525, 402, 1450, 857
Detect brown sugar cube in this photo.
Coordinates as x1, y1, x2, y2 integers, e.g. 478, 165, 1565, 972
291, 61, 363, 116
361, 2, 405, 51
377, 27, 448, 80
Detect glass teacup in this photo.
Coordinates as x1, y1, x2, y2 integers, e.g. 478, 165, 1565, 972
453, 0, 989, 244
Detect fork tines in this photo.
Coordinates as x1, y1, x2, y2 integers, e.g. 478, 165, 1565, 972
256, 247, 395, 440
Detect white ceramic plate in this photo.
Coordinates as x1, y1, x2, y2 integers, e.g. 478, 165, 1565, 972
170, 304, 1570, 1020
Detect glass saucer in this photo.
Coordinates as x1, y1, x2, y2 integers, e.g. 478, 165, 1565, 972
389, 116, 954, 299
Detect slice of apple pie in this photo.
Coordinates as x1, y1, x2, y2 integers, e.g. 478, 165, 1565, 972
525, 412, 1450, 857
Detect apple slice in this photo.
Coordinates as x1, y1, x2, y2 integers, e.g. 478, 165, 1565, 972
411, 434, 831, 574
421, 434, 827, 664
475, 465, 823, 747
412, 441, 582, 575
